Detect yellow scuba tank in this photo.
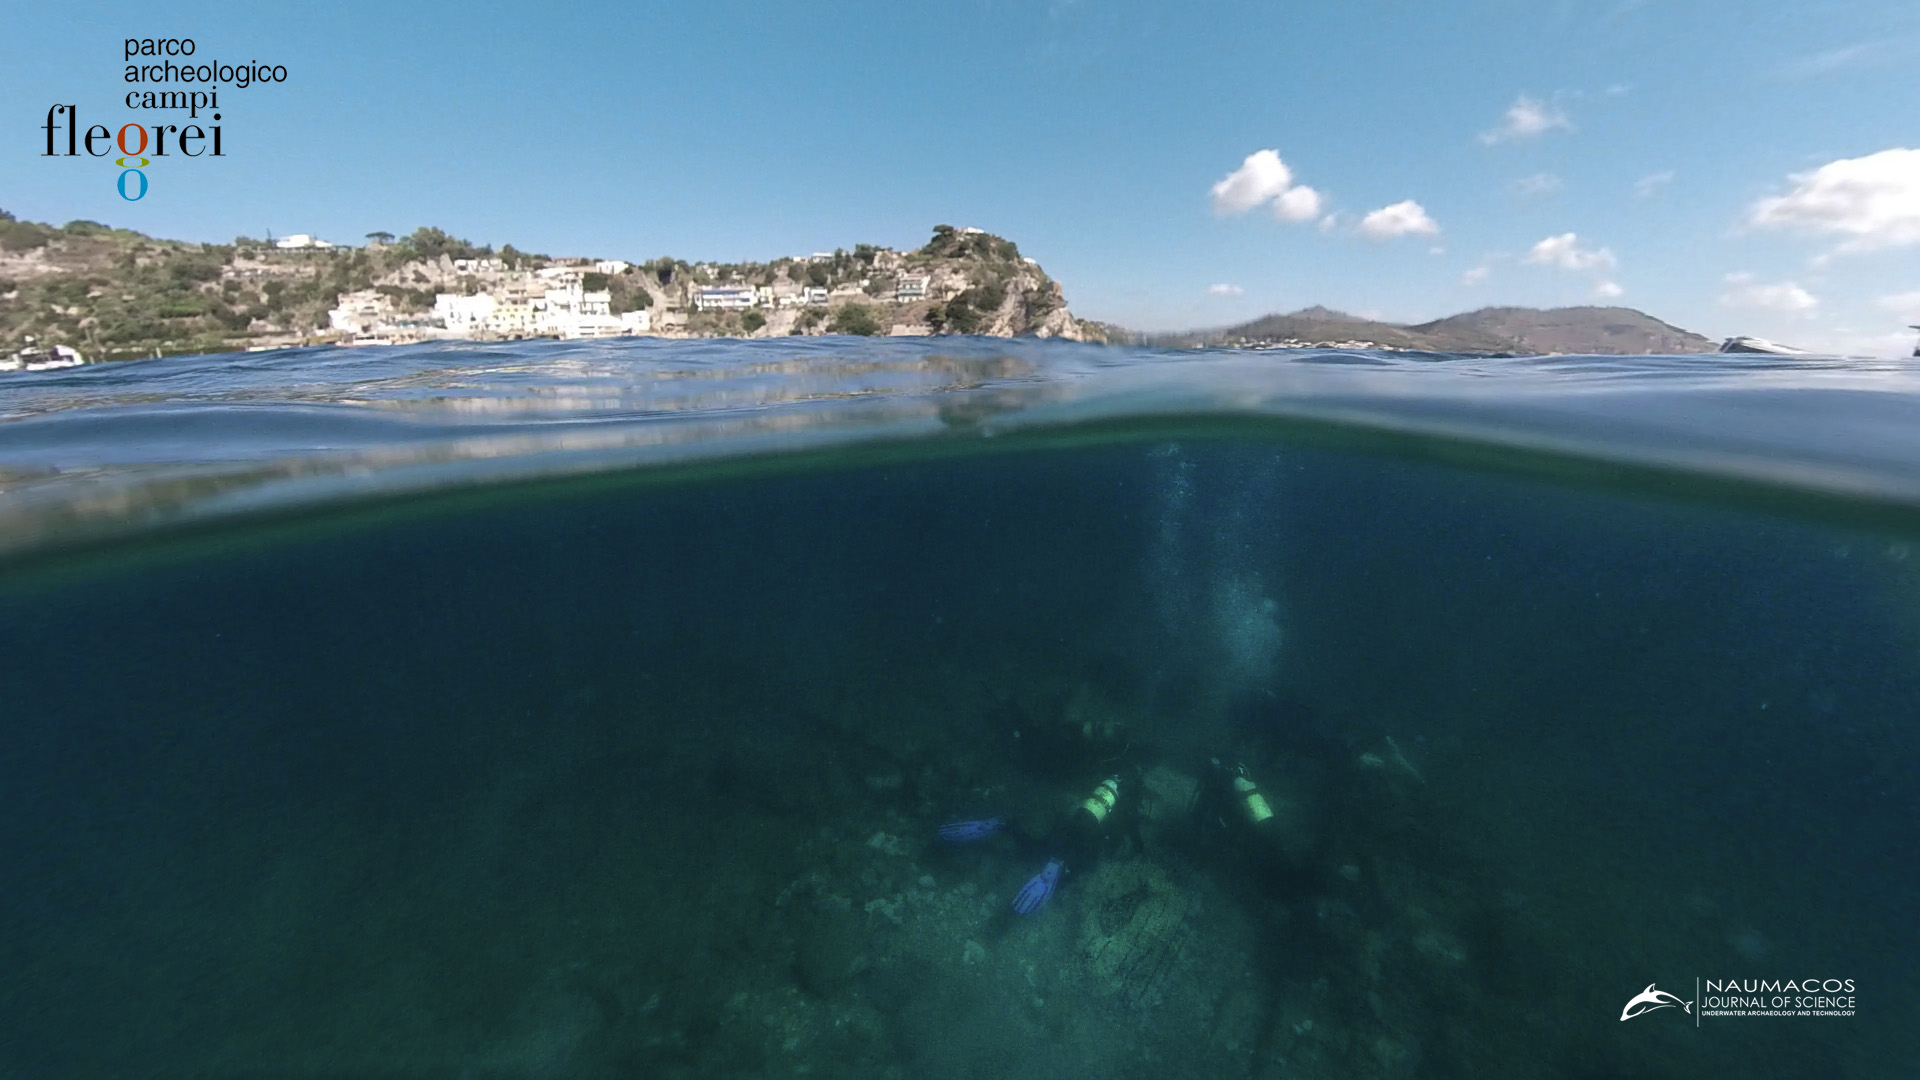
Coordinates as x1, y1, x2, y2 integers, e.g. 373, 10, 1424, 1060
1225, 760, 1317, 866
1233, 763, 1274, 825
1079, 774, 1120, 824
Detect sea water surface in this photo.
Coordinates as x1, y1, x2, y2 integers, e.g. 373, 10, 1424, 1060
0, 338, 1915, 1078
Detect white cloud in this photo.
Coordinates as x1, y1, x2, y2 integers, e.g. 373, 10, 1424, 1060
1209, 150, 1325, 225
1207, 283, 1244, 296
1746, 148, 1920, 254
1273, 184, 1324, 222
1719, 272, 1819, 313
1514, 172, 1562, 196
1210, 150, 1291, 214
1461, 265, 1491, 286
1524, 232, 1617, 271
1633, 170, 1675, 198
1479, 95, 1572, 144
1594, 280, 1624, 299
1357, 200, 1440, 239
1874, 290, 1920, 318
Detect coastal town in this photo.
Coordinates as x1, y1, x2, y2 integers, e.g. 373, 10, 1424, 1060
267, 225, 1088, 347
0, 215, 1097, 364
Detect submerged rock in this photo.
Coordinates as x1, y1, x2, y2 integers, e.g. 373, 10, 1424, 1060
1077, 859, 1199, 1009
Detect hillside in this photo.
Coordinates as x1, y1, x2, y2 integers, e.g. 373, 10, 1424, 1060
0, 213, 1104, 362
1416, 306, 1713, 355
1181, 304, 1715, 355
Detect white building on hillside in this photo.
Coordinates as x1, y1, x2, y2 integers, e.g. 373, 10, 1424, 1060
541, 283, 621, 338
695, 286, 756, 310
487, 302, 538, 337
434, 293, 498, 335
541, 284, 610, 316
276, 234, 333, 250
327, 289, 390, 334
559, 315, 623, 339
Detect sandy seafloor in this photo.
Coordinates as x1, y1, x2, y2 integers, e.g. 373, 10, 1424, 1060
1, 438, 1914, 1079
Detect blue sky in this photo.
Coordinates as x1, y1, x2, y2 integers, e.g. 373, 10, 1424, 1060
5, 0, 1918, 352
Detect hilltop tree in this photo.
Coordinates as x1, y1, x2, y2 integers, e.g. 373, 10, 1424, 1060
1, 216, 57, 252
645, 257, 680, 286
365, 231, 394, 245
400, 226, 489, 261
609, 282, 651, 314
919, 224, 1019, 263
495, 243, 548, 270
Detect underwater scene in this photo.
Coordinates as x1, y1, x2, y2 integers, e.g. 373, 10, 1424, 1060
0, 339, 1916, 1079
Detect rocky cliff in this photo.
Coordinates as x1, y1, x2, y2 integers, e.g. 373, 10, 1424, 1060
638, 225, 1099, 342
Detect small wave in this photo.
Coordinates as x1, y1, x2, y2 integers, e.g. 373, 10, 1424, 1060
3, 337, 1920, 563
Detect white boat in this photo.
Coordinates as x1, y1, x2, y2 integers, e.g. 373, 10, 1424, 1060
1717, 335, 1812, 356
6, 337, 86, 372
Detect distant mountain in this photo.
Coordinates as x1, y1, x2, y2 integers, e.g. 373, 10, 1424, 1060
1172, 305, 1715, 355
1417, 306, 1713, 355
1204, 307, 1510, 352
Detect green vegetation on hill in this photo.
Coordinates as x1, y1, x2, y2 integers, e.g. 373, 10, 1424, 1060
918, 225, 1019, 262
827, 303, 882, 337
0, 216, 533, 359
0, 212, 62, 253
396, 227, 492, 263
0, 216, 251, 358
910, 225, 1065, 337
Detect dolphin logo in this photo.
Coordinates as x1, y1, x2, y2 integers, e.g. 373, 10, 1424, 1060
1620, 983, 1694, 1021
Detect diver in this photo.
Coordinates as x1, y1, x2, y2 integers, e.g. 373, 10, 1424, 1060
937, 685, 1335, 915
937, 772, 1123, 916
